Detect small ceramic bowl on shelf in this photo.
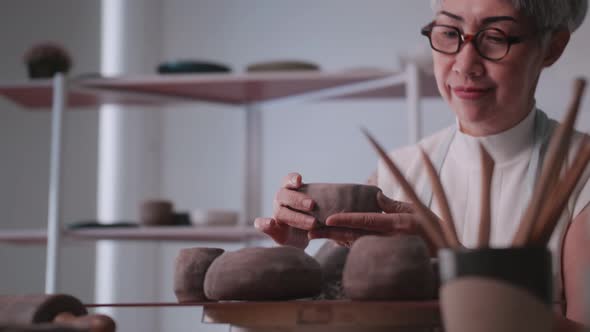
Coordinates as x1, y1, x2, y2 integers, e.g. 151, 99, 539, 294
438, 247, 553, 332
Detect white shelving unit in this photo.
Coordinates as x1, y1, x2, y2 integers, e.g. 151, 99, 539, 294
0, 64, 439, 293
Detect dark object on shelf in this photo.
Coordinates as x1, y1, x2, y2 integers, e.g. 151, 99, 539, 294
438, 247, 553, 332
343, 235, 435, 300
313, 241, 349, 300
140, 200, 173, 226
246, 60, 319, 72
157, 60, 231, 74
23, 42, 72, 79
204, 246, 322, 301
171, 212, 191, 226
174, 247, 225, 303
65, 220, 138, 230
0, 294, 87, 324
298, 183, 382, 225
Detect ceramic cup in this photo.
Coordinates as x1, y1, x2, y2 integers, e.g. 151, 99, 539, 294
297, 183, 382, 225
438, 247, 553, 332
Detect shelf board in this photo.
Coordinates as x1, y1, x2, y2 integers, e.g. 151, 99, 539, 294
0, 70, 440, 109
0, 226, 267, 244
0, 229, 48, 244
202, 300, 441, 328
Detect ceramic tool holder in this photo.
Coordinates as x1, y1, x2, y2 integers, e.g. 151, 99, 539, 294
438, 247, 553, 332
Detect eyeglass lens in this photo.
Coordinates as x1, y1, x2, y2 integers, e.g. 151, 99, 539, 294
429, 26, 510, 60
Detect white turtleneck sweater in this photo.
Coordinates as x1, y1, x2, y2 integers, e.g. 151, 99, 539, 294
377, 109, 590, 299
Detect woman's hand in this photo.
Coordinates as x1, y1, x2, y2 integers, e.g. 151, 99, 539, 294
254, 172, 317, 249
308, 191, 423, 247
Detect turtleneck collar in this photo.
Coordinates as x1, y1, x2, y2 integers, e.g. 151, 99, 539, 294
452, 106, 538, 166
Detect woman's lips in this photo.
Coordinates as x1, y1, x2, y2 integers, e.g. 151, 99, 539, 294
452, 86, 493, 100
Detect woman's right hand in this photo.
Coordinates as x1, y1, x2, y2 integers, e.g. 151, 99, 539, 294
254, 172, 317, 249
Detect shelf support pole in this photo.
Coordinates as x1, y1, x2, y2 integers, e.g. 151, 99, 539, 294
243, 104, 262, 230
406, 62, 423, 143
45, 73, 67, 294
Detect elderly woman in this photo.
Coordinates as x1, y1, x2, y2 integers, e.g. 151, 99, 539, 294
255, 0, 589, 329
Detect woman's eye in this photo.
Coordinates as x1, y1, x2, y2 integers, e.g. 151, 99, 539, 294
484, 35, 507, 44
441, 30, 459, 38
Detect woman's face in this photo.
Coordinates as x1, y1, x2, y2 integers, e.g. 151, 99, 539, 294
432, 0, 548, 136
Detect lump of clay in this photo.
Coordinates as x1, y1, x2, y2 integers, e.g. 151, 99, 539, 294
313, 241, 349, 300
204, 246, 322, 301
298, 183, 382, 225
174, 247, 225, 303
343, 235, 435, 300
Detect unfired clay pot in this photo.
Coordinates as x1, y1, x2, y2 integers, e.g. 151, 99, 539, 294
343, 235, 435, 300
174, 247, 225, 303
140, 200, 173, 226
298, 183, 382, 225
438, 247, 553, 332
204, 246, 322, 301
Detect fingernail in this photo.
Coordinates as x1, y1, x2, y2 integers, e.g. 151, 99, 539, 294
290, 176, 299, 185
302, 198, 313, 210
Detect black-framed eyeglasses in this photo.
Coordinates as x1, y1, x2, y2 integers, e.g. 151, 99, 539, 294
421, 23, 526, 61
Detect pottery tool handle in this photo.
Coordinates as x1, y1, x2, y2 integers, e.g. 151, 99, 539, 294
0, 294, 87, 324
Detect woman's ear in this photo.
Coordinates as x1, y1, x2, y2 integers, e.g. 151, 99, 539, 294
542, 29, 571, 67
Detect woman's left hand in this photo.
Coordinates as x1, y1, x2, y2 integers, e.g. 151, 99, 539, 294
308, 191, 423, 247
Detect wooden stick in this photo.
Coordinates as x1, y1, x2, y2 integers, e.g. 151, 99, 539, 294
419, 148, 461, 248
530, 137, 590, 245
477, 143, 495, 248
361, 128, 447, 249
512, 78, 587, 246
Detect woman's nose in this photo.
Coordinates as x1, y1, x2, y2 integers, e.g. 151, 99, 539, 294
451, 42, 485, 78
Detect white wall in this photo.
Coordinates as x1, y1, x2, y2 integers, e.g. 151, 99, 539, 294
0, 1, 100, 300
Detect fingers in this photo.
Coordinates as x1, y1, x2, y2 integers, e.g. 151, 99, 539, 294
274, 206, 317, 230
274, 187, 315, 212
254, 217, 309, 249
325, 212, 418, 234
377, 191, 414, 214
281, 172, 303, 189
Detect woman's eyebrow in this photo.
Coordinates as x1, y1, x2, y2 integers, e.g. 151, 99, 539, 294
437, 11, 517, 25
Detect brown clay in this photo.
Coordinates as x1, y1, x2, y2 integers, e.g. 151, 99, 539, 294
53, 313, 115, 332
313, 241, 349, 299
140, 200, 173, 226
298, 183, 382, 225
0, 295, 87, 324
173, 247, 225, 303
342, 235, 435, 300
204, 246, 322, 301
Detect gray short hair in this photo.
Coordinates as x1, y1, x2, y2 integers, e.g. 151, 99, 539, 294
430, 0, 588, 32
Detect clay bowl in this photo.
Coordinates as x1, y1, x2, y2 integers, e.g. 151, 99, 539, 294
297, 183, 382, 225
438, 247, 553, 332
173, 247, 224, 303
140, 200, 173, 226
